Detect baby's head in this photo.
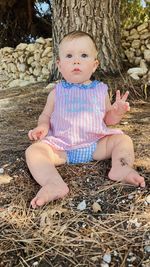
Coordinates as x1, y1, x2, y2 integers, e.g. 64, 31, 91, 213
59, 31, 98, 56
57, 31, 99, 84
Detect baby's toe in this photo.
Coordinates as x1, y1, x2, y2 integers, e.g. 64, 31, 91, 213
36, 198, 46, 207
31, 197, 38, 209
139, 178, 145, 188
133, 175, 145, 188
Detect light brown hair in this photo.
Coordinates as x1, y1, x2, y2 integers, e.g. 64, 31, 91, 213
59, 30, 98, 53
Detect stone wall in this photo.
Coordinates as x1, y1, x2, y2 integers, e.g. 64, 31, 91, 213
0, 37, 52, 88
0, 21, 149, 88
122, 21, 150, 81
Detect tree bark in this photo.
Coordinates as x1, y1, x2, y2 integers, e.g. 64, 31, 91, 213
51, 0, 122, 80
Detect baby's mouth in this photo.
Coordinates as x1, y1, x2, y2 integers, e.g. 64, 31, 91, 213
73, 68, 81, 72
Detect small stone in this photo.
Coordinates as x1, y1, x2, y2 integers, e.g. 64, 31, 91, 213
140, 118, 149, 123
130, 73, 140, 80
17, 63, 26, 72
135, 222, 142, 228
42, 47, 51, 57
101, 262, 109, 267
144, 49, 150, 62
137, 187, 142, 193
0, 168, 4, 174
120, 121, 128, 125
145, 195, 150, 204
137, 22, 148, 32
113, 250, 118, 256
32, 262, 39, 267
16, 43, 28, 50
96, 198, 101, 203
128, 194, 134, 200
103, 252, 111, 264
130, 256, 137, 262
128, 252, 134, 257
91, 255, 100, 262
36, 37, 45, 44
128, 218, 142, 228
144, 245, 150, 253
82, 223, 87, 228
77, 200, 86, 211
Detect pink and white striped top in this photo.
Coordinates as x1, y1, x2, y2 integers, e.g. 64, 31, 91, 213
43, 80, 123, 150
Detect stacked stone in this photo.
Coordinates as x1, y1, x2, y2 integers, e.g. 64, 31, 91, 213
0, 37, 52, 87
122, 21, 150, 80
0, 21, 149, 88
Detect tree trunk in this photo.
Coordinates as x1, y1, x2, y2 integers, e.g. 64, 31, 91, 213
51, 0, 122, 80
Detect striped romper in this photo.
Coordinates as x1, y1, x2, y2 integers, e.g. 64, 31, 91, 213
42, 80, 123, 164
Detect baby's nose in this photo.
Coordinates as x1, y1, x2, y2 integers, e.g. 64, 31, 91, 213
73, 56, 80, 64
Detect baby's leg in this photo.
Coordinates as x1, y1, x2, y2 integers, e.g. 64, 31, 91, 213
25, 142, 69, 208
93, 134, 145, 187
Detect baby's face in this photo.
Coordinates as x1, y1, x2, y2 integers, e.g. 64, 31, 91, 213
57, 36, 99, 84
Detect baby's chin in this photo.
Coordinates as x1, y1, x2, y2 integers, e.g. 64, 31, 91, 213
64, 78, 92, 84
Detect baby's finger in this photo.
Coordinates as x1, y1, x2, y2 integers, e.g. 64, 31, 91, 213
115, 90, 121, 101
121, 91, 129, 101
28, 130, 34, 140
39, 133, 45, 140
28, 130, 38, 140
112, 103, 118, 110
31, 131, 39, 140
125, 102, 130, 111
37, 131, 44, 140
39, 130, 48, 140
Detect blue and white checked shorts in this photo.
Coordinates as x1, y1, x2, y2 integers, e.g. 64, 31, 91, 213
66, 142, 97, 164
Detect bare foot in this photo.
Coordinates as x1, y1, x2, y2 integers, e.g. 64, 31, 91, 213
31, 183, 69, 208
108, 165, 145, 187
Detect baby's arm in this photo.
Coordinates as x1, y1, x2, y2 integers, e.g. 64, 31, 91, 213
28, 89, 55, 140
104, 90, 130, 125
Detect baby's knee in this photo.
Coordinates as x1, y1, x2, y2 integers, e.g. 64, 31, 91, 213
119, 134, 133, 144
25, 144, 34, 161
25, 143, 41, 160
108, 134, 133, 152
113, 134, 133, 145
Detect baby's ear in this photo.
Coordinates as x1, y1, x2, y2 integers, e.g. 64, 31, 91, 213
93, 59, 99, 72
95, 59, 99, 67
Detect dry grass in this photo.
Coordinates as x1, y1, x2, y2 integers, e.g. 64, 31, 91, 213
0, 191, 150, 266
0, 75, 150, 266
0, 158, 150, 266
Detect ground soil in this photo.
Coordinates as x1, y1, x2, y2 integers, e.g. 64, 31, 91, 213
0, 77, 150, 267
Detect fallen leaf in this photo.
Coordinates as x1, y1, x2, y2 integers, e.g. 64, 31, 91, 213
92, 202, 102, 213
0, 174, 12, 185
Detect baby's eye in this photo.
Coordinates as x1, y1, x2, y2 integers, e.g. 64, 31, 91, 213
66, 54, 72, 58
81, 53, 88, 58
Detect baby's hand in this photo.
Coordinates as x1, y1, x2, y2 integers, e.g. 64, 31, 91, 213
28, 125, 49, 141
112, 90, 130, 115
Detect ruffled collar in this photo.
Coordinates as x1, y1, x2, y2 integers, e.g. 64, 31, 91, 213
61, 80, 99, 89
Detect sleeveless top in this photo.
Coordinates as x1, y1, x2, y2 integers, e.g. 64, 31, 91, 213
43, 80, 123, 150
